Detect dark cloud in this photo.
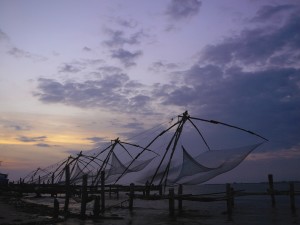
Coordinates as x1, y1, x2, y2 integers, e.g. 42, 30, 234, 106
129, 95, 151, 108
85, 137, 107, 146
166, 0, 202, 20
153, 7, 300, 151
17, 136, 47, 143
98, 66, 123, 75
82, 46, 92, 52
8, 124, 31, 131
251, 4, 295, 22
58, 63, 84, 73
122, 122, 145, 130
103, 29, 144, 48
34, 74, 153, 113
157, 65, 300, 150
116, 18, 138, 28
35, 143, 51, 147
111, 48, 142, 67
149, 61, 179, 72
0, 29, 9, 42
202, 10, 300, 67
7, 47, 47, 61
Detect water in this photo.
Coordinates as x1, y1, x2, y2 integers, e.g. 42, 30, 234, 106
23, 182, 300, 225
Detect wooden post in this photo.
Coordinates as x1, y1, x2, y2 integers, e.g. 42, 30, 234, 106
159, 185, 163, 196
116, 185, 119, 199
36, 175, 41, 197
169, 188, 175, 216
64, 164, 70, 215
93, 196, 100, 217
52, 173, 55, 185
129, 183, 134, 211
80, 174, 88, 218
268, 174, 276, 207
101, 171, 105, 213
231, 187, 235, 208
51, 173, 55, 197
178, 184, 183, 211
53, 198, 59, 219
226, 183, 232, 221
146, 181, 150, 197
289, 182, 296, 212
109, 185, 112, 198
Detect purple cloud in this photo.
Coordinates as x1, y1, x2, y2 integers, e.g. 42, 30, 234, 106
166, 0, 202, 20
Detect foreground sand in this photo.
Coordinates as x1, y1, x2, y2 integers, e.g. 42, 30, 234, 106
0, 194, 61, 225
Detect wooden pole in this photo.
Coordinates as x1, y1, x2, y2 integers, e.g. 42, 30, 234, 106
129, 183, 134, 211
116, 185, 119, 199
53, 198, 59, 219
64, 164, 70, 215
80, 174, 88, 218
159, 185, 163, 196
36, 175, 41, 197
231, 187, 235, 208
289, 182, 296, 212
169, 188, 175, 216
93, 196, 100, 217
226, 183, 232, 221
101, 171, 105, 213
178, 184, 183, 211
146, 181, 150, 197
51, 173, 55, 197
268, 174, 276, 207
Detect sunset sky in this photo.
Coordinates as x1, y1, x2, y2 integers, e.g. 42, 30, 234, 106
1, 0, 299, 182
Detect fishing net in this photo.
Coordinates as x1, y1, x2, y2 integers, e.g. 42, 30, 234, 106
21, 111, 267, 186
170, 143, 263, 184
105, 152, 156, 184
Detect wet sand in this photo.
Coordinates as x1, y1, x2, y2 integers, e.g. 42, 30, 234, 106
0, 194, 61, 225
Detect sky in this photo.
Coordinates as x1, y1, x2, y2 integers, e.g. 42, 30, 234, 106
0, 0, 300, 183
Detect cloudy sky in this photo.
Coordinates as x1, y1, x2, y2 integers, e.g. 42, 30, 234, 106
0, 0, 299, 182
